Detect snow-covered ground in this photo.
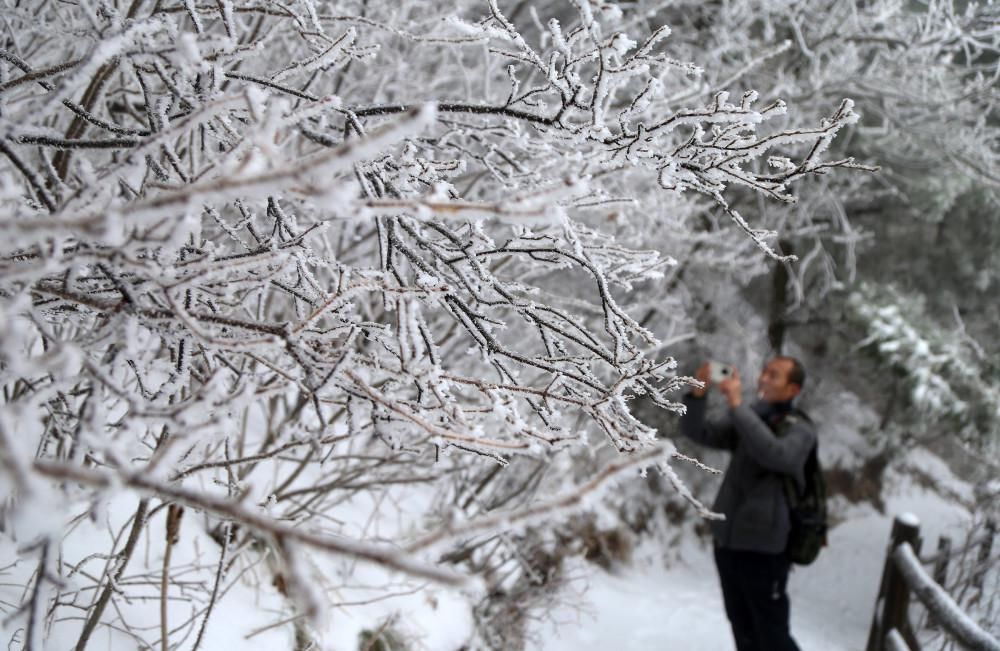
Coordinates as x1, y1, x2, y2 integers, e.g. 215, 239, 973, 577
530, 451, 974, 651
530, 529, 874, 651
0, 445, 976, 651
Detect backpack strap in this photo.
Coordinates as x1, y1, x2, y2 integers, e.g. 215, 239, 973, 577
772, 408, 814, 496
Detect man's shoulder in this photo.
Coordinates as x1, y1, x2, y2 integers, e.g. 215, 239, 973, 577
777, 409, 817, 438
785, 408, 813, 424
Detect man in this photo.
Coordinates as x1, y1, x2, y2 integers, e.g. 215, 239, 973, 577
680, 357, 815, 651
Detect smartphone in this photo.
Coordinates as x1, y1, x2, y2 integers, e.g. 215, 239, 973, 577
708, 361, 734, 383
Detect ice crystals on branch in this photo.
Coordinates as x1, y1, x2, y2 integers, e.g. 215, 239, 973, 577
849, 285, 999, 442
0, 1, 873, 646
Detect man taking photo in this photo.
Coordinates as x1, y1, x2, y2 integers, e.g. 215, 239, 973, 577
680, 356, 816, 651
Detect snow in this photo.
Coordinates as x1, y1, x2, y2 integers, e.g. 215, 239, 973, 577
2, 1, 997, 648
530, 531, 874, 651
530, 552, 730, 651
1, 409, 984, 651
528, 470, 974, 651
0, 490, 292, 650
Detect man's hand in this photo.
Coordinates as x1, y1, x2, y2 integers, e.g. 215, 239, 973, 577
719, 369, 742, 407
691, 362, 711, 398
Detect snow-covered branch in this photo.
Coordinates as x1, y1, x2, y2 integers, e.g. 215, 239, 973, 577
0, 0, 874, 647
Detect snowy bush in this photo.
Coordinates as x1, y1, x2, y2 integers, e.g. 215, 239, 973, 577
848, 283, 1000, 448
0, 1, 870, 648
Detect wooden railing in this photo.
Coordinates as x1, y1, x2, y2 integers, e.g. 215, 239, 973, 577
865, 514, 999, 651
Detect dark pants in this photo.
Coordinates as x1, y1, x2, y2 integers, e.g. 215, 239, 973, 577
713, 547, 801, 651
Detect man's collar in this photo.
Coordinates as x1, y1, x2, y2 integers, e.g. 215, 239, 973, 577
752, 399, 795, 426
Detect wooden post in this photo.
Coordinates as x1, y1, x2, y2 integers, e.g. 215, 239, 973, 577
929, 536, 951, 631
973, 519, 995, 593
866, 515, 922, 651
932, 536, 951, 586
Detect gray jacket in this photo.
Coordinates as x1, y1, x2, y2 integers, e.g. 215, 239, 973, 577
680, 394, 817, 554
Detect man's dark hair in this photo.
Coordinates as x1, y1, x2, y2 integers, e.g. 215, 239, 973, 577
777, 356, 806, 389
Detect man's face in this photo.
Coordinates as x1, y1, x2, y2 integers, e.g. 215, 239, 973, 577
757, 358, 801, 403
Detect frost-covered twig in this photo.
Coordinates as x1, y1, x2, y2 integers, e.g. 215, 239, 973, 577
191, 522, 230, 651
0, 2, 878, 646
74, 499, 151, 651
406, 444, 674, 553
32, 460, 467, 586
